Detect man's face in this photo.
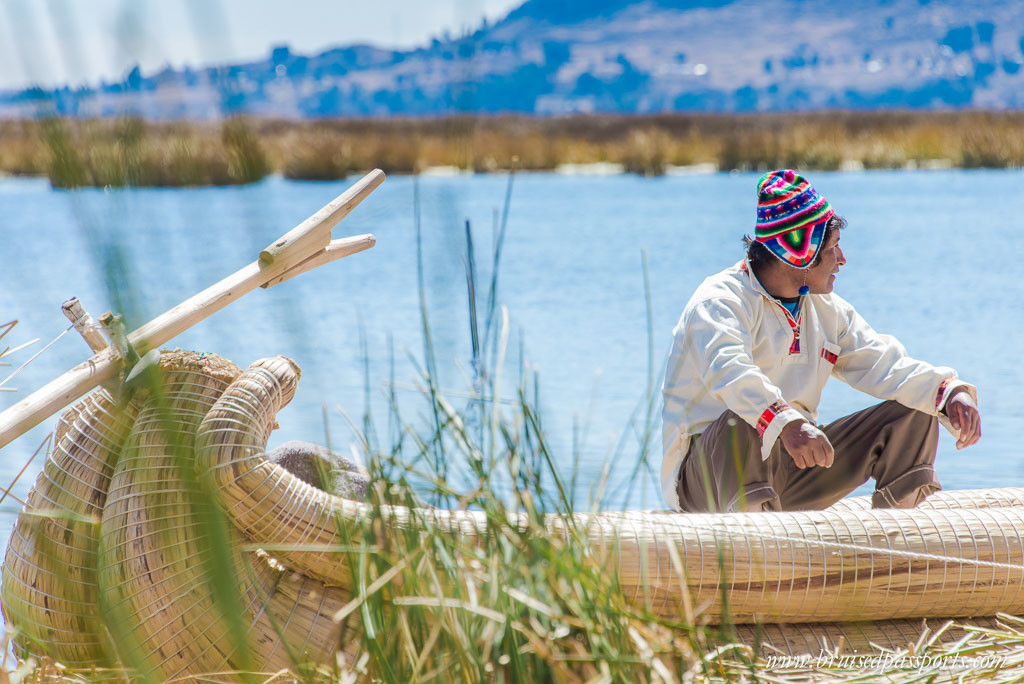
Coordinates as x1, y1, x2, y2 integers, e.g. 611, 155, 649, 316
806, 230, 845, 294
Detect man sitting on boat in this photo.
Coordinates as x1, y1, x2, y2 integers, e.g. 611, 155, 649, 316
661, 169, 981, 513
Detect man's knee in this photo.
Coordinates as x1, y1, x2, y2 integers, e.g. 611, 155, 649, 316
872, 465, 941, 508
728, 482, 781, 512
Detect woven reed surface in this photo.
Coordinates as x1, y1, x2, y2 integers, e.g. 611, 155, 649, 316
96, 351, 348, 680
198, 357, 1024, 626
829, 488, 1024, 513
587, 507, 1024, 622
98, 352, 246, 679
196, 357, 358, 589
1, 352, 352, 677
195, 357, 492, 590
237, 549, 351, 667
1, 388, 137, 666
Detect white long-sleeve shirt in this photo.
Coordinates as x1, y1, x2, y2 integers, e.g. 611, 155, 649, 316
661, 259, 976, 510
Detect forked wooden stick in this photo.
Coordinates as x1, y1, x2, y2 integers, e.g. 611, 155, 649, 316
0, 169, 385, 451
260, 169, 384, 266
261, 234, 376, 289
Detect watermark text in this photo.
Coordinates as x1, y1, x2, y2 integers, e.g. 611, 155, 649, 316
764, 651, 1006, 673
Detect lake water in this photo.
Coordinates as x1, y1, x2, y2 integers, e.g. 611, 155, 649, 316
1, 169, 1022, 534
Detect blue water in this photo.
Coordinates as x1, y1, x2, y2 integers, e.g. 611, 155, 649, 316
1, 170, 1022, 532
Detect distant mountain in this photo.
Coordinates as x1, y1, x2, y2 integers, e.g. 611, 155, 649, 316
3, 0, 1023, 118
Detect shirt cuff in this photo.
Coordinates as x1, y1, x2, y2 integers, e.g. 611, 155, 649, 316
936, 377, 975, 413
935, 377, 979, 439
756, 400, 805, 461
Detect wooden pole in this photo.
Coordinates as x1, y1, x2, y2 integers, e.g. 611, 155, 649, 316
61, 298, 110, 354
0, 172, 384, 452
261, 234, 375, 289
259, 169, 385, 266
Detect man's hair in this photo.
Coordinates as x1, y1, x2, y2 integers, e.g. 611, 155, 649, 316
743, 214, 847, 269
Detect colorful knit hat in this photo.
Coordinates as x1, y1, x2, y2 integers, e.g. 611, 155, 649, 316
755, 169, 834, 268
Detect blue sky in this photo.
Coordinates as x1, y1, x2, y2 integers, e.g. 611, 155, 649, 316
0, 0, 523, 90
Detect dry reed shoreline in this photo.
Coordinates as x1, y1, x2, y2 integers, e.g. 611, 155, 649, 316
1, 111, 1023, 187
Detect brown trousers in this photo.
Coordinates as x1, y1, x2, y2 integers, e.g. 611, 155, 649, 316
676, 401, 941, 513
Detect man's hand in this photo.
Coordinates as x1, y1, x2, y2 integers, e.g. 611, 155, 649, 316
780, 420, 834, 469
945, 387, 981, 450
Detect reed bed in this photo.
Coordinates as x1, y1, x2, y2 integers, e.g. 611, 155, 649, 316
2, 111, 1024, 187
0, 117, 269, 188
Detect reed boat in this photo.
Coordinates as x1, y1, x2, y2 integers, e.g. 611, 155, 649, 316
1, 170, 1021, 678
4, 348, 1024, 678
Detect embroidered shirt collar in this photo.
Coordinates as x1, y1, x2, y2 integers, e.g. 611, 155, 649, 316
740, 258, 774, 300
